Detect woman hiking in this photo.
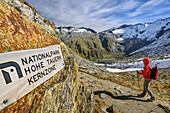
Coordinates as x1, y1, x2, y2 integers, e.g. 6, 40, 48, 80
137, 58, 155, 102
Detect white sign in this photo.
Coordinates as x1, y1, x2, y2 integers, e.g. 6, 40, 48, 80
0, 45, 64, 111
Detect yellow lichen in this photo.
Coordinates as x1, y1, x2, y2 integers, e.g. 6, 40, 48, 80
0, 1, 60, 53
18, 0, 36, 11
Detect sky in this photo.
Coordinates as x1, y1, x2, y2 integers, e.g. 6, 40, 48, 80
25, 0, 170, 32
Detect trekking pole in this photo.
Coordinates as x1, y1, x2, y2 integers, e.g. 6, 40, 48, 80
137, 72, 140, 88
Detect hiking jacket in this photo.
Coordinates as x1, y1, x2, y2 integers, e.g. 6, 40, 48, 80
139, 58, 151, 80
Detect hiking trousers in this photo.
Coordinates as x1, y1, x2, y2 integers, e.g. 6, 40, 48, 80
141, 79, 155, 99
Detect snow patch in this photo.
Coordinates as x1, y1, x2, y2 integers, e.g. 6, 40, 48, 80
62, 28, 69, 32
112, 29, 124, 34
95, 57, 170, 73
94, 63, 105, 66
106, 68, 142, 73
117, 38, 124, 41
107, 58, 170, 69
74, 29, 87, 32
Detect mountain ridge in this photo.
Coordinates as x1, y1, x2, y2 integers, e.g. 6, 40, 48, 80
56, 17, 170, 59
56, 26, 106, 60
99, 17, 170, 56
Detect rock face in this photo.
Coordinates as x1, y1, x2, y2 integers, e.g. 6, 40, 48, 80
4, 0, 58, 36
130, 29, 170, 56
57, 26, 106, 60
99, 32, 125, 52
0, 0, 94, 112
99, 32, 151, 55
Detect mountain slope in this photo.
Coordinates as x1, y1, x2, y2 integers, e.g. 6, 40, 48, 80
99, 32, 124, 52
99, 17, 170, 55
57, 26, 106, 60
130, 29, 170, 56
112, 17, 170, 41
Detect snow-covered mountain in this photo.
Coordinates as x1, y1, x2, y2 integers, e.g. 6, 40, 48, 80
57, 17, 170, 59
130, 29, 170, 56
56, 26, 99, 41
108, 17, 170, 41
56, 26, 97, 34
57, 17, 170, 43
99, 17, 170, 55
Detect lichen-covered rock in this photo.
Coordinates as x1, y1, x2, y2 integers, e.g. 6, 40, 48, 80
35, 56, 94, 113
4, 0, 57, 36
0, 1, 94, 112
0, 1, 59, 53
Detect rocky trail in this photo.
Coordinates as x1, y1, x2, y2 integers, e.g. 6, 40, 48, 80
78, 71, 170, 113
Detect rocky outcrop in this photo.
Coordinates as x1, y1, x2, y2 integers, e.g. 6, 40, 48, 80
4, 0, 57, 36
0, 0, 94, 112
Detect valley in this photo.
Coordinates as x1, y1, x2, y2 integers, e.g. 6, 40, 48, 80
0, 0, 169, 112
57, 17, 170, 60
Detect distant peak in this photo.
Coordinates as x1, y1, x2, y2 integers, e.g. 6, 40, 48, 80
56, 26, 97, 33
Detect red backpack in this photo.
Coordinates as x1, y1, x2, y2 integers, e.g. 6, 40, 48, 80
147, 66, 159, 80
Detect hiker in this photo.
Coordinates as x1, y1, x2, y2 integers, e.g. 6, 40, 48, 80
137, 58, 155, 101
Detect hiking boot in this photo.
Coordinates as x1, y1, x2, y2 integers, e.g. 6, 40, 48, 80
147, 97, 155, 102
137, 94, 145, 98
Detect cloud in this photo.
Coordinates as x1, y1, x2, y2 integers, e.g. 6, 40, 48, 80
128, 0, 170, 17
88, 0, 140, 17
25, 0, 170, 32
139, 0, 165, 9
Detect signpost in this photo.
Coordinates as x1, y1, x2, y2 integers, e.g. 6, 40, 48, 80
0, 45, 64, 111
